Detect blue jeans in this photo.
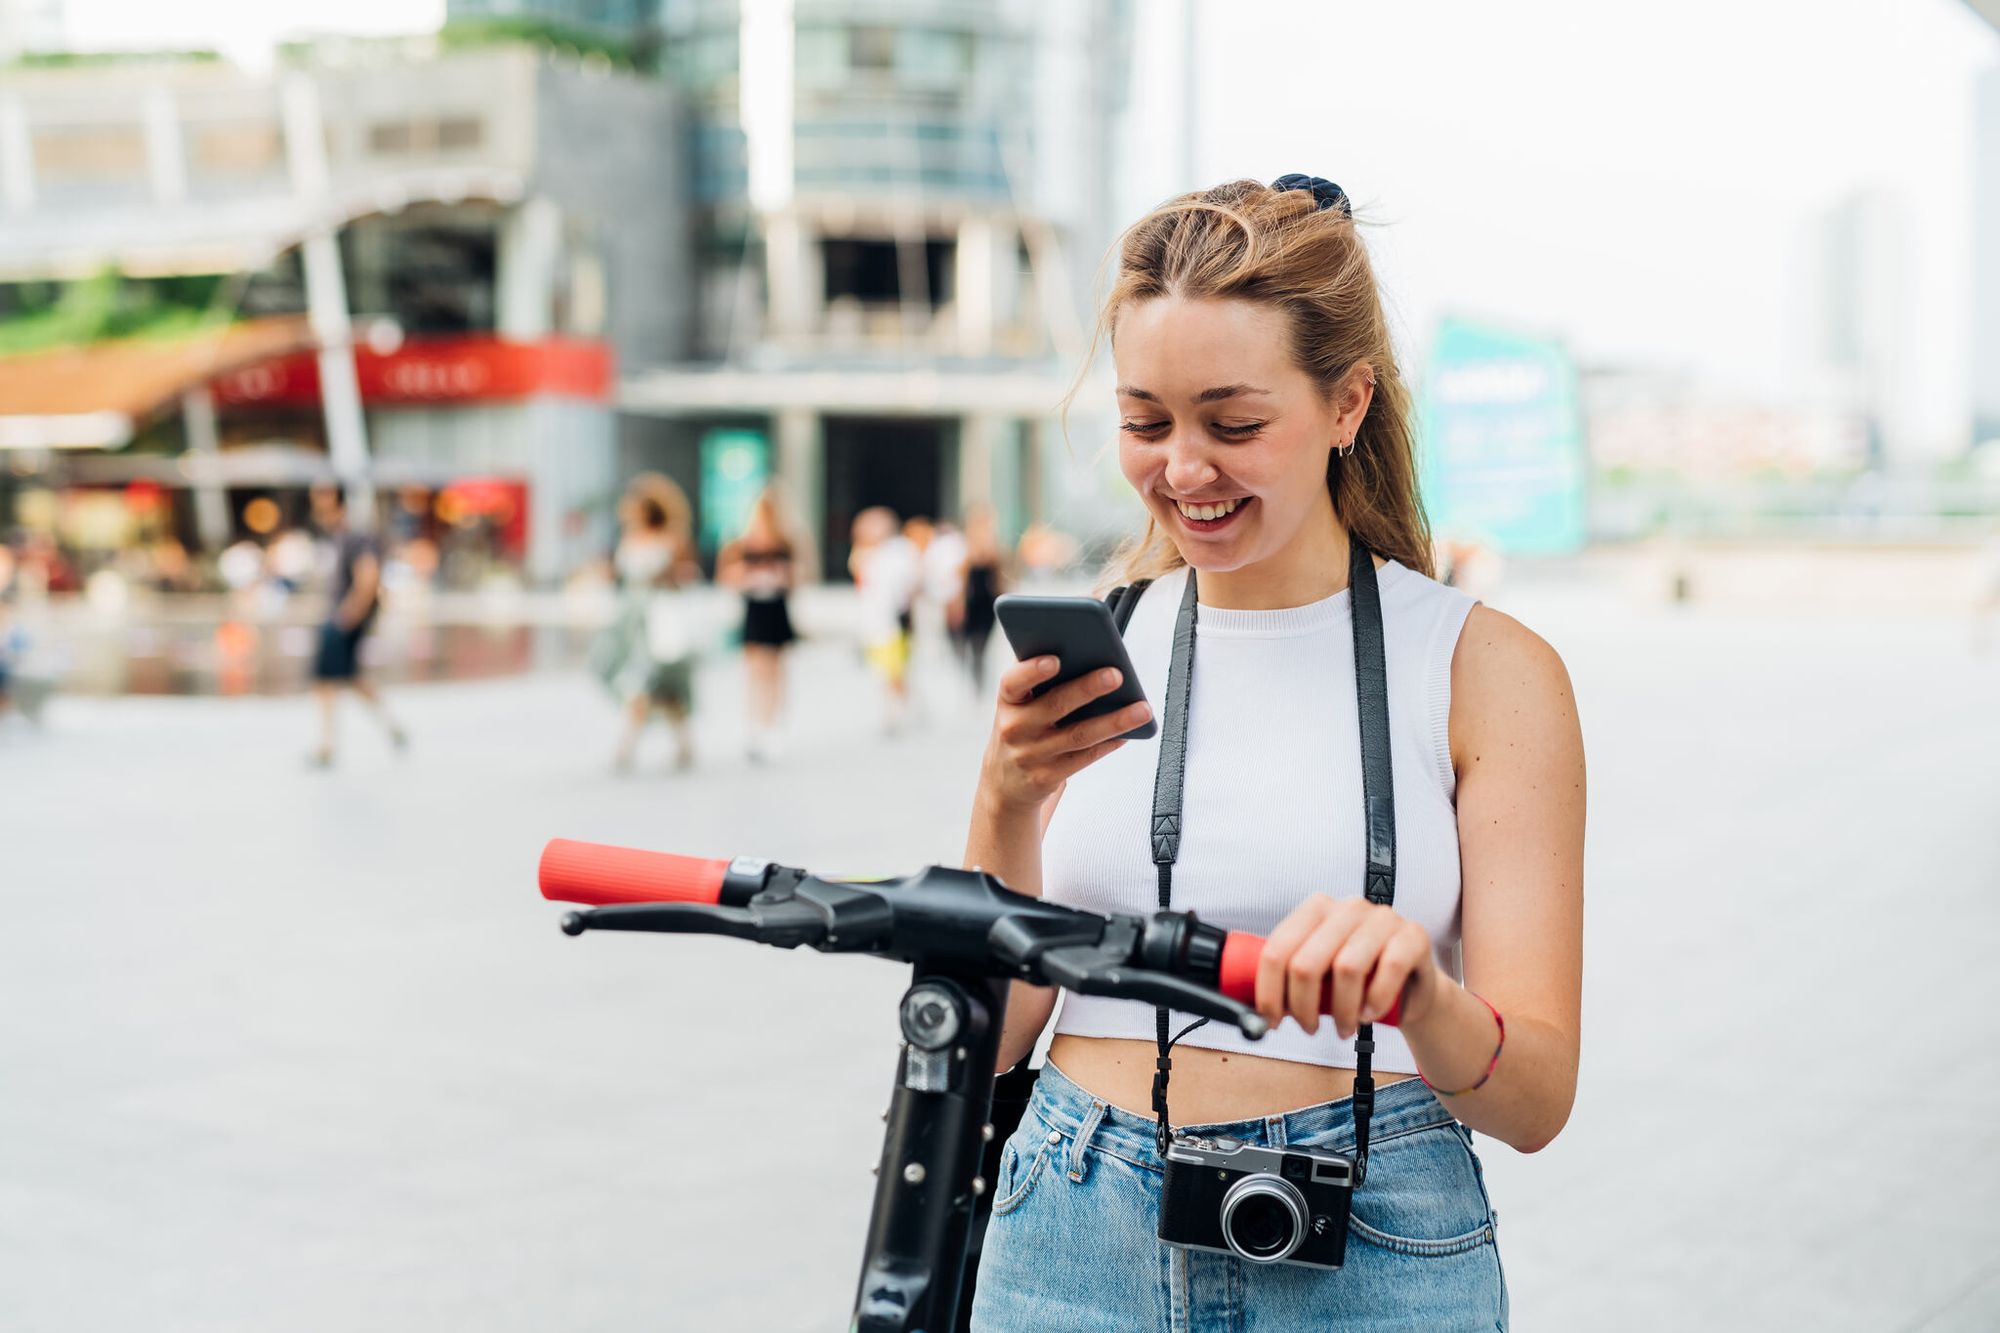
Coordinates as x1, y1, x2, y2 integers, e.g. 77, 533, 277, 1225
970, 1061, 1508, 1332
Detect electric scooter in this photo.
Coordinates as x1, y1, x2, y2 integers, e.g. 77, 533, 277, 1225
538, 837, 1406, 1333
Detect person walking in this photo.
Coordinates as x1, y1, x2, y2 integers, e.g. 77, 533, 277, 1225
717, 485, 810, 762
955, 503, 1006, 696
964, 177, 1585, 1331
306, 483, 406, 767
850, 505, 920, 734
596, 474, 703, 773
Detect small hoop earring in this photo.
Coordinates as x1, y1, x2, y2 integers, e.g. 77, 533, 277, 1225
1335, 437, 1356, 457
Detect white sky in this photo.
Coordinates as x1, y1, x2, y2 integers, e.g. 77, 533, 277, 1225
55, 0, 2000, 450
1122, 0, 2000, 453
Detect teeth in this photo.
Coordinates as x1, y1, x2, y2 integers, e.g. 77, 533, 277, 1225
1175, 497, 1246, 522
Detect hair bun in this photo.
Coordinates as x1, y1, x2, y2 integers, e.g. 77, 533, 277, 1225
1270, 173, 1351, 217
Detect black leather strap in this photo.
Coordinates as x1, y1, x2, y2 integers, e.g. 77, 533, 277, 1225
1147, 535, 1395, 1182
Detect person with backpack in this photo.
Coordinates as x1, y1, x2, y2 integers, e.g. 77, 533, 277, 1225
962, 177, 1585, 1330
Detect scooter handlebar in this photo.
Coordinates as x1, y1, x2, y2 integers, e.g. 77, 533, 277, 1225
538, 838, 732, 908
1219, 932, 1407, 1028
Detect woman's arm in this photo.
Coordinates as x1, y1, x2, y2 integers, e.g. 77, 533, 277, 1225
968, 653, 1151, 1074
1412, 605, 1585, 1153
968, 785, 1062, 1073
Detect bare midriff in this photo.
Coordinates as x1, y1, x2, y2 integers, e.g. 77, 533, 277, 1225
1045, 1032, 1419, 1126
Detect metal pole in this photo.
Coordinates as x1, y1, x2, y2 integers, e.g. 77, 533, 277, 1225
280, 72, 374, 527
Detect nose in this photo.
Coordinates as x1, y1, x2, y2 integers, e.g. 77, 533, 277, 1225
1161, 430, 1219, 495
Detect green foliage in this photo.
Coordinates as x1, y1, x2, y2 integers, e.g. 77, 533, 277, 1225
6, 49, 219, 70
0, 269, 232, 357
439, 17, 659, 73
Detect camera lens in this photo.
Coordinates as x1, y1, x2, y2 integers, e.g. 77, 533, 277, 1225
1219, 1175, 1308, 1264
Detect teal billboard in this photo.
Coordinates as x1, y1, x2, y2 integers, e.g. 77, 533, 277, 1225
698, 428, 771, 553
1418, 318, 1586, 555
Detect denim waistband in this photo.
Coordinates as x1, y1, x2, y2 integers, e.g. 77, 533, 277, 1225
1025, 1059, 1457, 1177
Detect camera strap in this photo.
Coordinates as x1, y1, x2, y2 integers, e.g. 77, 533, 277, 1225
1147, 532, 1395, 1186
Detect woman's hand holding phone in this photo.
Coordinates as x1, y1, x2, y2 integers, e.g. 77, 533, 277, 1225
979, 656, 1154, 813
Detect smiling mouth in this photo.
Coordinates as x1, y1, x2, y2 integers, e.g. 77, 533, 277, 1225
1172, 496, 1251, 528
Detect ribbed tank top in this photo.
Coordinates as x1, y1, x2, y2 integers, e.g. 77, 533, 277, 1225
1043, 561, 1479, 1073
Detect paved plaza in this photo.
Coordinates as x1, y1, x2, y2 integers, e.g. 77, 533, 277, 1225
2, 580, 1998, 1331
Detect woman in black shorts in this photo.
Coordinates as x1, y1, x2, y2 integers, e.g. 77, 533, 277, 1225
718, 486, 812, 761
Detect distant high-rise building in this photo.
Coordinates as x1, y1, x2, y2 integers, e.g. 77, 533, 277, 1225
1805, 188, 1917, 468
1973, 67, 2000, 448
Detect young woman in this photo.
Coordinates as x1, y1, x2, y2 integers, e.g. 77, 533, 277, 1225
717, 485, 811, 761
965, 178, 1585, 1330
596, 474, 702, 772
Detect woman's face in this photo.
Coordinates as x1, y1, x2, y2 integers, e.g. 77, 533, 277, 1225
1113, 296, 1363, 577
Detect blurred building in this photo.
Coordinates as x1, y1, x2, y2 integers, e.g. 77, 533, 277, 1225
0, 41, 688, 583
599, 0, 1135, 575
1801, 188, 1917, 470
1973, 65, 2000, 451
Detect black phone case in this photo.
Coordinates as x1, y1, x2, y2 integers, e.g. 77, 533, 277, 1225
993, 594, 1157, 741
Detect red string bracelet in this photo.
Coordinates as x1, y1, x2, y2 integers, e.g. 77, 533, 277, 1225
1417, 989, 1504, 1097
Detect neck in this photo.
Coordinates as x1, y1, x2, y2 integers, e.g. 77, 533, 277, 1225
1192, 499, 1351, 610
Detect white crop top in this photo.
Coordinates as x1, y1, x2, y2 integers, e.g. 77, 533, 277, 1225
1042, 561, 1479, 1073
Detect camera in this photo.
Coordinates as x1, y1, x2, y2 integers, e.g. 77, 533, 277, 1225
1158, 1136, 1355, 1269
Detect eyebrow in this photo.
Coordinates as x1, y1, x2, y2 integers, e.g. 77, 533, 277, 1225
1117, 384, 1272, 404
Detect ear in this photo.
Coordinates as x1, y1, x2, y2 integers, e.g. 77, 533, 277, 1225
1337, 363, 1376, 439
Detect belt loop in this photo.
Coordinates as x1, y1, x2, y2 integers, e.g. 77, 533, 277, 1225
1266, 1114, 1287, 1149
1069, 1099, 1108, 1181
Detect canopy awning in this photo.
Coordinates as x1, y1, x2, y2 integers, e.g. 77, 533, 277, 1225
0, 316, 315, 450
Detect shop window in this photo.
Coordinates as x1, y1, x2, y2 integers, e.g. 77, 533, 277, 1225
822, 237, 955, 308
32, 125, 146, 179
193, 124, 282, 176
369, 121, 416, 154
849, 25, 896, 71
437, 117, 484, 151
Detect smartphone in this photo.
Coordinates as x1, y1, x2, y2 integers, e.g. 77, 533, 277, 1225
993, 594, 1157, 741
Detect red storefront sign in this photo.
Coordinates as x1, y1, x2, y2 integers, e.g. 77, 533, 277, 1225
211, 335, 613, 407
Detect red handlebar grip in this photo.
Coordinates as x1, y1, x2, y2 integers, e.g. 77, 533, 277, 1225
1219, 932, 1404, 1028
538, 839, 731, 907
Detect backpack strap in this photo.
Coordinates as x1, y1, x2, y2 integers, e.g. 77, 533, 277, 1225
1103, 578, 1154, 634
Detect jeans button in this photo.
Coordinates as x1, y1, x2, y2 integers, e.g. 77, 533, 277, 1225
1047, 1130, 1062, 1145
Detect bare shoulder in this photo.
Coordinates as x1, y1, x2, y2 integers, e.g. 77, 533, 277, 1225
1448, 605, 1580, 770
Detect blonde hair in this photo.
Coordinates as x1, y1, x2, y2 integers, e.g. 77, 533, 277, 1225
1069, 179, 1434, 589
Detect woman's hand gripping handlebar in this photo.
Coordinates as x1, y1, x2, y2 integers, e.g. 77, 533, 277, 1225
540, 838, 1408, 1029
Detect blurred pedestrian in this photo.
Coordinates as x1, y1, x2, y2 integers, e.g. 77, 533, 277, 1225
307, 483, 406, 768
921, 515, 967, 646
956, 503, 1006, 694
594, 474, 702, 772
1014, 520, 1077, 586
850, 505, 919, 734
717, 485, 810, 762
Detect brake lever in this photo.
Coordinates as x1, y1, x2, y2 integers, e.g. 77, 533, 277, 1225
561, 900, 828, 949
1037, 945, 1269, 1039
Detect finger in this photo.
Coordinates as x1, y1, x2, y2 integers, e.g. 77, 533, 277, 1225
1255, 895, 1332, 1028
1043, 699, 1152, 755
1360, 928, 1430, 1023
998, 656, 1061, 706
1327, 914, 1401, 1037
1286, 903, 1374, 1033
1034, 666, 1130, 728
1049, 735, 1126, 781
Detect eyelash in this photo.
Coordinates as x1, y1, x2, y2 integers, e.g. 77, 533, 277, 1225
1119, 421, 1264, 440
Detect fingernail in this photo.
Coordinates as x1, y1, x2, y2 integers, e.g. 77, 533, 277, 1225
1359, 1005, 1376, 1023
1100, 668, 1120, 686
